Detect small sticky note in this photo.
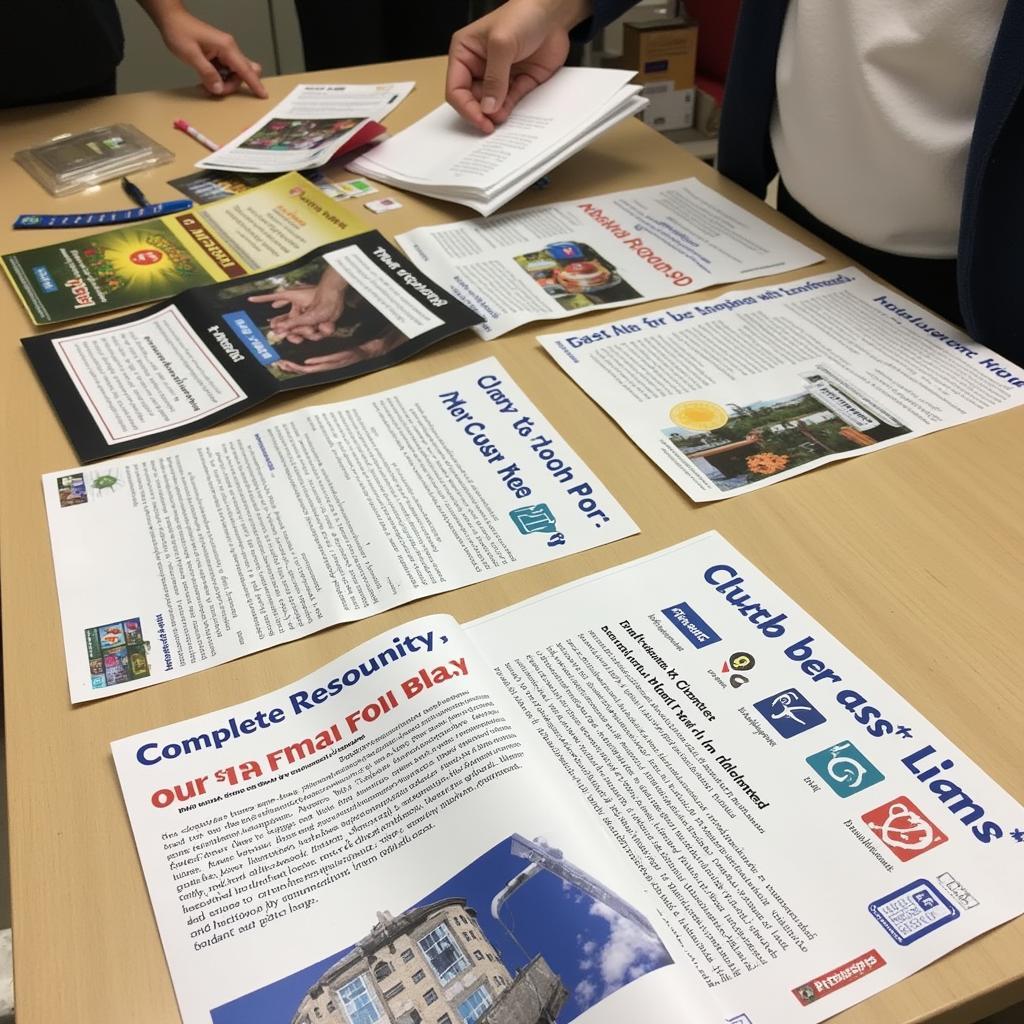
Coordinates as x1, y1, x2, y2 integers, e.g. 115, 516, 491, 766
339, 177, 379, 198
365, 197, 403, 214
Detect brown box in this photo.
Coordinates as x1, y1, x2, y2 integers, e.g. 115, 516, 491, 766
694, 87, 721, 137
621, 15, 698, 91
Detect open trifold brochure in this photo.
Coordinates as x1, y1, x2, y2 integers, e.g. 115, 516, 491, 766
349, 68, 647, 215
112, 532, 1024, 1024
196, 83, 414, 174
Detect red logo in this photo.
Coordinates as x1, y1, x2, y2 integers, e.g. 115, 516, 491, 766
289, 186, 304, 197
861, 796, 947, 862
792, 950, 886, 1005
129, 248, 163, 266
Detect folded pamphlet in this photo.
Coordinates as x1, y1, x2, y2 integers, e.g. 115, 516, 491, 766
349, 68, 647, 215
2, 173, 366, 326
111, 531, 1024, 1024
24, 233, 482, 460
196, 83, 414, 174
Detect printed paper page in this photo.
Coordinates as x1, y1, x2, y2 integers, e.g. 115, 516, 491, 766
467, 531, 1024, 1022
197, 83, 414, 173
2, 172, 367, 326
538, 268, 1024, 500
24, 233, 481, 461
397, 179, 821, 338
350, 69, 636, 191
44, 357, 637, 701
111, 615, 675, 1024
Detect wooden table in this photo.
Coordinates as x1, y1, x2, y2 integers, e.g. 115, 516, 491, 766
1, 57, 1021, 1024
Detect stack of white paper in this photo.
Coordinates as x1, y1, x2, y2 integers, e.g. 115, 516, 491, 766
348, 68, 646, 215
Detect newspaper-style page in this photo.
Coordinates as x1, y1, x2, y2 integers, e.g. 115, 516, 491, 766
197, 83, 414, 173
111, 533, 1024, 1024
537, 268, 1024, 501
44, 357, 637, 702
24, 232, 482, 461
2, 173, 367, 326
396, 179, 822, 338
468, 531, 1024, 1022
111, 614, 674, 1024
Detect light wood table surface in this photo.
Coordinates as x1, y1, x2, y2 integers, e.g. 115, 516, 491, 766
1, 57, 1021, 1024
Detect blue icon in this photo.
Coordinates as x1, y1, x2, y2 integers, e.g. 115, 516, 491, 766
661, 601, 722, 649
546, 242, 585, 260
510, 504, 558, 535
753, 688, 826, 738
806, 740, 884, 797
869, 879, 959, 946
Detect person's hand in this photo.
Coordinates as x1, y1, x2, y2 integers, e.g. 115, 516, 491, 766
143, 2, 268, 98
446, 0, 592, 133
248, 269, 347, 341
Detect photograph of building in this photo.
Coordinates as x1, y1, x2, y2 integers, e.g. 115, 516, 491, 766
290, 899, 564, 1024
211, 835, 671, 1024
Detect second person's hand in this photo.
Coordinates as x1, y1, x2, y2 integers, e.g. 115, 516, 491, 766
446, 0, 593, 133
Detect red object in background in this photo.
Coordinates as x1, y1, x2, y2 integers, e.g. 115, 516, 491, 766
684, 0, 740, 102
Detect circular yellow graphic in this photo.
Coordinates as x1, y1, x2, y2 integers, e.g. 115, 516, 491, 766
669, 400, 729, 431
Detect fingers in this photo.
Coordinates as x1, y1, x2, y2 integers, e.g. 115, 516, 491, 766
248, 293, 290, 305
213, 41, 267, 98
187, 46, 229, 97
446, 38, 494, 134
480, 31, 515, 117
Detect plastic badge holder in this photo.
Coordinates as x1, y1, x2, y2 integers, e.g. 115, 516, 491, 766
14, 124, 174, 197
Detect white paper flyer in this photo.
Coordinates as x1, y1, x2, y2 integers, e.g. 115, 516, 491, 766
197, 83, 414, 173
44, 357, 636, 701
397, 178, 822, 338
539, 268, 1024, 500
112, 532, 1024, 1024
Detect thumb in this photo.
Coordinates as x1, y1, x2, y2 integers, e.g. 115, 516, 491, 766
480, 32, 515, 115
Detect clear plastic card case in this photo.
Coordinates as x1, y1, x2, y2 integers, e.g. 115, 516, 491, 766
15, 124, 174, 196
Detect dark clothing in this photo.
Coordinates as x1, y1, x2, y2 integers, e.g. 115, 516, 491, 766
776, 180, 964, 329
295, 0, 471, 70
2, 1, 124, 108
588, 0, 1023, 359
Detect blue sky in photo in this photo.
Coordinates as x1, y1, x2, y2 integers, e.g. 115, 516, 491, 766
211, 835, 672, 1024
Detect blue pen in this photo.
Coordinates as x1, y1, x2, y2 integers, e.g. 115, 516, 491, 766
13, 199, 194, 229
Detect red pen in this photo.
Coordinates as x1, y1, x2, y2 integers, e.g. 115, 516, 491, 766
173, 119, 219, 152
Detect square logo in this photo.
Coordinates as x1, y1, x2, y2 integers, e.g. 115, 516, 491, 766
84, 617, 151, 689
56, 472, 88, 508
806, 740, 884, 797
869, 879, 959, 946
752, 688, 825, 738
509, 503, 558, 535
862, 797, 948, 862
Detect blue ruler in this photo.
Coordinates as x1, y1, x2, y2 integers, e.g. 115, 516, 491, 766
13, 199, 194, 229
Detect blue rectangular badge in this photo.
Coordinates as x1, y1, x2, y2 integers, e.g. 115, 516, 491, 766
223, 310, 277, 365
661, 602, 722, 649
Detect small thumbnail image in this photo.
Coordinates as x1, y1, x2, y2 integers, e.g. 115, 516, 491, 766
514, 241, 641, 312
239, 117, 360, 152
212, 254, 408, 382
84, 617, 151, 689
56, 472, 88, 508
662, 372, 911, 492
211, 834, 672, 1024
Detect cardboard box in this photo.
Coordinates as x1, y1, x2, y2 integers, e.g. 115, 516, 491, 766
640, 82, 695, 131
694, 87, 721, 136
621, 15, 698, 92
